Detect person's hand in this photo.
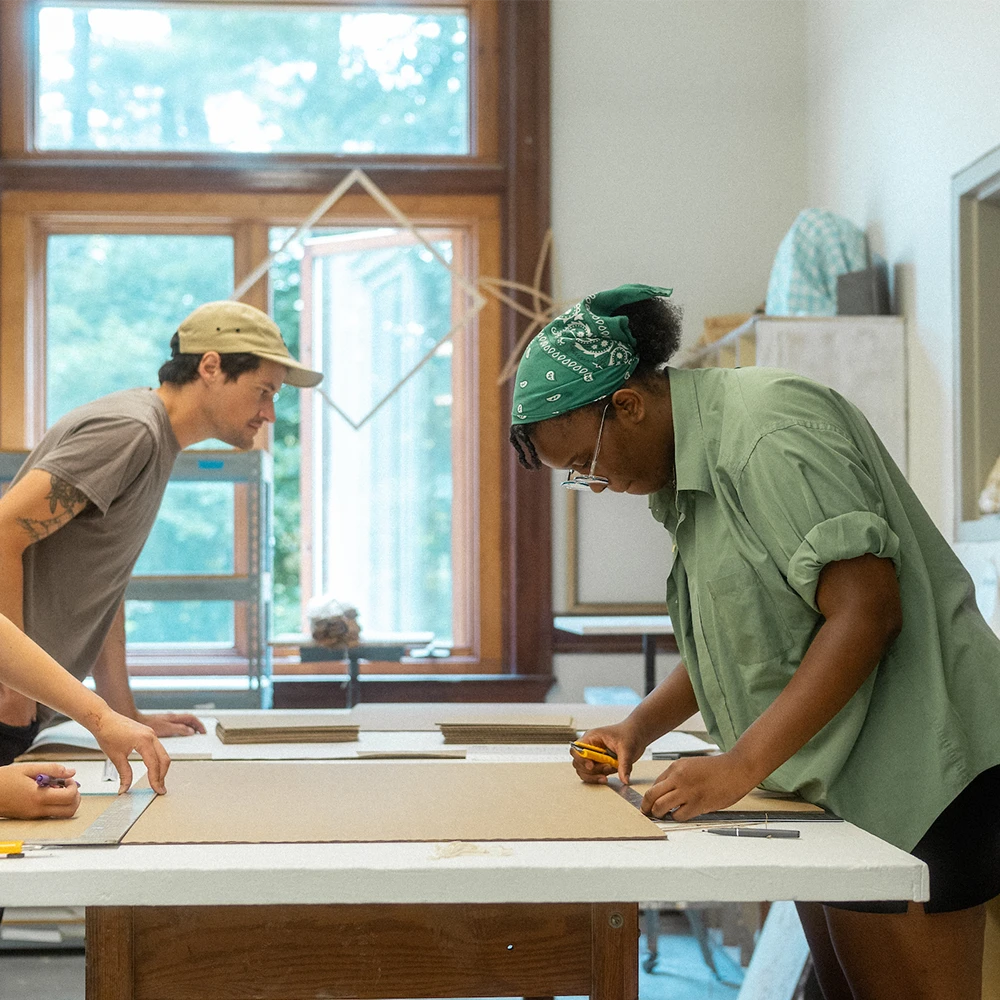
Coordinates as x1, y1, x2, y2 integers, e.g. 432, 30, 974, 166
571, 722, 648, 786
640, 753, 756, 821
135, 712, 206, 739
91, 710, 171, 795
0, 686, 37, 727
0, 763, 80, 819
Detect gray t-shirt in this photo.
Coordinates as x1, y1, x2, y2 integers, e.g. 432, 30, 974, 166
13, 389, 180, 721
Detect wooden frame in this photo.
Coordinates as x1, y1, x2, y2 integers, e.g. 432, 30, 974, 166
1, 0, 500, 164
0, 190, 503, 673
0, 0, 552, 686
954, 142, 1000, 541
296, 216, 497, 663
87, 902, 639, 1000
563, 490, 669, 615
297, 226, 477, 653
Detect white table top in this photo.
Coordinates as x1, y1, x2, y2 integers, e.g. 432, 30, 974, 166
0, 823, 926, 909
554, 615, 674, 635
6, 706, 927, 909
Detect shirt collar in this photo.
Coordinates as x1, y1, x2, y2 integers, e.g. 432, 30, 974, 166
667, 367, 714, 496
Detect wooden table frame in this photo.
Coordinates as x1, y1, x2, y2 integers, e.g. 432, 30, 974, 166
86, 902, 639, 1000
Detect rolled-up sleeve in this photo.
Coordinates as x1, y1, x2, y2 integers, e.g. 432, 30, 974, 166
736, 424, 901, 611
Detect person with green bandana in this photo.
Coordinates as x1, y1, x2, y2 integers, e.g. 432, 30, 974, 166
509, 284, 1000, 1000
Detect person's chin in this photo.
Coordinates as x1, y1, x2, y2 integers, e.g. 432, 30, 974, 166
220, 431, 256, 450
626, 480, 659, 495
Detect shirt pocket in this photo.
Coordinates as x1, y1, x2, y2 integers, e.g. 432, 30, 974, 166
705, 565, 794, 667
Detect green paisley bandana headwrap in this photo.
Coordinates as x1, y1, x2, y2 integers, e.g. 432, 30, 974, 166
511, 284, 673, 423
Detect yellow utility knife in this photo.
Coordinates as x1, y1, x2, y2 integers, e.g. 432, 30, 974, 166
569, 741, 619, 767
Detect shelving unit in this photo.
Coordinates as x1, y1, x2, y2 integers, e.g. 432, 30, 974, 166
678, 314, 907, 475
0, 449, 274, 710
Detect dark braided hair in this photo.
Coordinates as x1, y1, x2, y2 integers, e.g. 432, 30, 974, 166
510, 422, 542, 470
509, 295, 682, 470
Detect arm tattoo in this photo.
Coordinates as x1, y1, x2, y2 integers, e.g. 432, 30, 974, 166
15, 475, 89, 544
45, 475, 89, 516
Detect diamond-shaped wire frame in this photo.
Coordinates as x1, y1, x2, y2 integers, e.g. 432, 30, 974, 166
234, 169, 486, 431
314, 278, 483, 432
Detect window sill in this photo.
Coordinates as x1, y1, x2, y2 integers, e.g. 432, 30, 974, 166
271, 673, 555, 709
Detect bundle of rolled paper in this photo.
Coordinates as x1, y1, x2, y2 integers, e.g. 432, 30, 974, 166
308, 595, 361, 648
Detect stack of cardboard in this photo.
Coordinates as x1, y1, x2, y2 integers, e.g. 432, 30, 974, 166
436, 715, 578, 745
216, 713, 359, 745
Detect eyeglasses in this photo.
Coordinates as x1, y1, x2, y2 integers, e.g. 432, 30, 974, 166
561, 403, 610, 490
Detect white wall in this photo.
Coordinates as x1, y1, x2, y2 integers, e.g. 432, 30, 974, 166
550, 0, 809, 332
805, 0, 1000, 533
547, 0, 809, 700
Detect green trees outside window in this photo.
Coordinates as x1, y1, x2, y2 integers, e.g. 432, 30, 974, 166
37, 6, 469, 154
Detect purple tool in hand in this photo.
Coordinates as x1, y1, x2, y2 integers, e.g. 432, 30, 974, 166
35, 774, 79, 789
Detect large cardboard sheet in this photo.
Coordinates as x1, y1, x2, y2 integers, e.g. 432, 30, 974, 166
123, 760, 665, 844
0, 795, 115, 843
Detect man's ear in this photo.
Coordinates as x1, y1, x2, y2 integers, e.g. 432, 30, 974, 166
611, 386, 646, 424
198, 351, 222, 382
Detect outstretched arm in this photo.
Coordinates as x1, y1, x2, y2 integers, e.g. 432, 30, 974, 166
0, 613, 169, 793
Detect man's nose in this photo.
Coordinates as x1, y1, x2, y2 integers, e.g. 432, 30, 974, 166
589, 482, 608, 494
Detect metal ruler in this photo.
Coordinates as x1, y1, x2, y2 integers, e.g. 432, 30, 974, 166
613, 777, 839, 823
29, 789, 156, 848
613, 782, 646, 812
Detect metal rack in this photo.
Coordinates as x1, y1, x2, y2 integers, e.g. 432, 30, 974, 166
0, 449, 274, 710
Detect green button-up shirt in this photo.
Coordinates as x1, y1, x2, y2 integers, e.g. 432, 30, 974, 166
650, 366, 1000, 851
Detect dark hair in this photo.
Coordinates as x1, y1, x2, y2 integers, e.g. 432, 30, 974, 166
157, 333, 263, 386
509, 295, 683, 470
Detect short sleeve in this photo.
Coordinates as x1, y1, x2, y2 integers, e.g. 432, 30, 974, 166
34, 417, 155, 515
736, 424, 901, 611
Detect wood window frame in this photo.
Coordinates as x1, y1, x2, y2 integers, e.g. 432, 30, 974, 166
297, 225, 478, 656
1, 0, 499, 165
0, 190, 503, 675
0, 0, 552, 689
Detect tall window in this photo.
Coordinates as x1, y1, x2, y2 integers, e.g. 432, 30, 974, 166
293, 228, 469, 645
45, 231, 237, 648
0, 0, 549, 690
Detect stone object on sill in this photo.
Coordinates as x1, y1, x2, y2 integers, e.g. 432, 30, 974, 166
307, 595, 362, 649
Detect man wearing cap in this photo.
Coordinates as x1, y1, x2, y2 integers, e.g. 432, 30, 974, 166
0, 301, 322, 764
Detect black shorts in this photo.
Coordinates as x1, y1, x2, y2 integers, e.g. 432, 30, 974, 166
0, 717, 40, 767
828, 764, 1000, 914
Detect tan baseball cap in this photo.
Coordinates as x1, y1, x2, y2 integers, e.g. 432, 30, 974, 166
176, 301, 323, 388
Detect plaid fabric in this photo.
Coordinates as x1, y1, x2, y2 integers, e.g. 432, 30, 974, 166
766, 209, 869, 316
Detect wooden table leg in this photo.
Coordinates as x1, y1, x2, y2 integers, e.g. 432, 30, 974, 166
86, 907, 134, 1000
592, 902, 639, 1000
